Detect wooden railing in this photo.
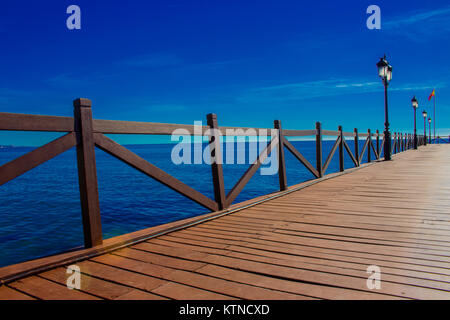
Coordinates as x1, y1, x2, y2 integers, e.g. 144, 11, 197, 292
0, 98, 427, 250
432, 136, 450, 144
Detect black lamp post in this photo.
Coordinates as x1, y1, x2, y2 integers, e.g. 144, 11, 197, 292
377, 55, 392, 160
428, 117, 432, 144
422, 110, 427, 146
411, 96, 418, 149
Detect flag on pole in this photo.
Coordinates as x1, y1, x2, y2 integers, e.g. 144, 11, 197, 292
428, 89, 435, 101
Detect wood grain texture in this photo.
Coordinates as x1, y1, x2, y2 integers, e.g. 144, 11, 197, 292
74, 99, 103, 247
0, 112, 74, 132
1, 144, 448, 300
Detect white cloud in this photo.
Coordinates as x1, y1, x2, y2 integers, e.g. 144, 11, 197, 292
236, 79, 443, 103
384, 6, 450, 41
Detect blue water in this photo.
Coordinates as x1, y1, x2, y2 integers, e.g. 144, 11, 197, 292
0, 138, 373, 267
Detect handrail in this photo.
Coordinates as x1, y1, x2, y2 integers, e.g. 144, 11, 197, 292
0, 98, 434, 253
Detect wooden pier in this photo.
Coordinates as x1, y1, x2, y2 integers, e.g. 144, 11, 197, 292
0, 100, 449, 300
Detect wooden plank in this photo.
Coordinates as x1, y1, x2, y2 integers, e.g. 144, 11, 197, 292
152, 282, 233, 300
40, 267, 137, 300
92, 254, 233, 299
282, 129, 317, 137
178, 227, 450, 275
136, 239, 439, 299
354, 128, 360, 166
196, 264, 388, 300
0, 286, 35, 300
93, 132, 218, 211
149, 237, 450, 294
343, 138, 358, 167
0, 112, 74, 132
163, 269, 312, 300
113, 248, 206, 271
370, 138, 379, 159
376, 130, 380, 159
316, 122, 323, 177
339, 126, 344, 172
275, 120, 288, 190
8, 276, 99, 300
207, 113, 226, 209
322, 136, 340, 174
359, 137, 369, 160
225, 137, 278, 207
322, 130, 340, 136
166, 229, 450, 281
93, 118, 269, 136
358, 133, 369, 137
2, 145, 450, 300
0, 132, 76, 186
76, 260, 167, 293
74, 98, 103, 248
283, 137, 319, 178
200, 253, 446, 299
39, 266, 166, 300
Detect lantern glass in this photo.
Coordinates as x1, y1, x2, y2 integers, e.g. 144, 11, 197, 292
422, 111, 427, 118
411, 97, 418, 109
386, 65, 393, 81
428, 118, 432, 124
377, 57, 388, 78
378, 65, 387, 78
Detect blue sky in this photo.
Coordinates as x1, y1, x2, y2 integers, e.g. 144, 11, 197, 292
1, 0, 450, 145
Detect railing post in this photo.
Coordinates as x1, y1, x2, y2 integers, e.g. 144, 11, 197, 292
400, 133, 403, 151
376, 130, 380, 160
404, 133, 406, 149
400, 133, 403, 150
73, 98, 103, 248
367, 129, 371, 163
207, 113, 226, 210
315, 122, 323, 178
398, 133, 401, 150
394, 132, 397, 154
274, 120, 287, 191
354, 128, 360, 166
338, 126, 344, 172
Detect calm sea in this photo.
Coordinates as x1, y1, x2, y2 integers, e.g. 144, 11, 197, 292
0, 139, 372, 267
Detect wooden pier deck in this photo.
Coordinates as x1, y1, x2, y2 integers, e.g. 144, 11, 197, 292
1, 144, 450, 300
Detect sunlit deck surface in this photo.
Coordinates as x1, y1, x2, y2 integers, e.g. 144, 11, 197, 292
1, 144, 450, 300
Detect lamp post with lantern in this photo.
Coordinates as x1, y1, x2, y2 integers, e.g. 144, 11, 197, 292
422, 110, 427, 146
428, 117, 432, 144
376, 55, 393, 160
411, 96, 418, 149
